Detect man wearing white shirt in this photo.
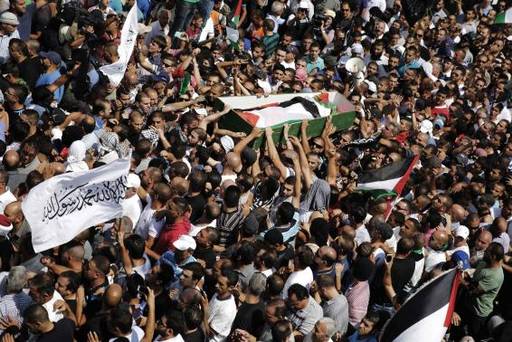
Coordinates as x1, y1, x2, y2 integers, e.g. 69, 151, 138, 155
135, 183, 172, 241
208, 269, 238, 342
122, 173, 143, 228
145, 9, 170, 46
0, 170, 16, 214
0, 12, 20, 65
29, 273, 64, 322
282, 247, 314, 298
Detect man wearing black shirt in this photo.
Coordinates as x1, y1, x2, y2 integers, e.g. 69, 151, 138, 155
230, 272, 266, 339
23, 304, 75, 342
194, 227, 217, 270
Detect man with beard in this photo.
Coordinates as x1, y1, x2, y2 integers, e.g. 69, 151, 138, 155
127, 110, 145, 146
154, 309, 186, 342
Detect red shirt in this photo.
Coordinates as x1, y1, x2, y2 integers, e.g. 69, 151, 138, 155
154, 218, 191, 255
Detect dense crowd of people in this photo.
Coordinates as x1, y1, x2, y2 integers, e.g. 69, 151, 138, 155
0, 0, 509, 341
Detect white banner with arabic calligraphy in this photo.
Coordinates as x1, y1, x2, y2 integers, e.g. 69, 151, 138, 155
99, 0, 139, 86
22, 157, 131, 253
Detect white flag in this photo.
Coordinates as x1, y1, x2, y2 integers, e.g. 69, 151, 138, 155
99, 0, 139, 86
198, 17, 215, 42
22, 157, 131, 253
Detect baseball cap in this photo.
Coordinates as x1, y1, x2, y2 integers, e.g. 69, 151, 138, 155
298, 1, 309, 9
363, 79, 377, 93
324, 9, 336, 18
173, 234, 197, 251
0, 12, 19, 26
419, 120, 433, 134
39, 51, 62, 65
350, 43, 364, 56
451, 250, 469, 270
126, 173, 141, 188
220, 135, 235, 152
454, 225, 469, 240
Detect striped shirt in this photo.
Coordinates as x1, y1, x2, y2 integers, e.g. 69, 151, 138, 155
263, 33, 280, 58
0, 292, 33, 330
346, 281, 370, 327
216, 207, 244, 246
286, 296, 323, 336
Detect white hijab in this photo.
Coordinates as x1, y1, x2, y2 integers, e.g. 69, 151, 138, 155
65, 140, 89, 172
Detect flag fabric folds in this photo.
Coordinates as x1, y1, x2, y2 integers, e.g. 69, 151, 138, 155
22, 157, 131, 253
495, 7, 512, 24
380, 268, 461, 342
357, 156, 419, 196
99, 1, 139, 86
231, 0, 242, 27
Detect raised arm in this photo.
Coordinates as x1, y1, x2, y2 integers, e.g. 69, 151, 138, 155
198, 104, 231, 131
233, 127, 262, 155
289, 136, 313, 190
300, 120, 311, 154
265, 127, 288, 181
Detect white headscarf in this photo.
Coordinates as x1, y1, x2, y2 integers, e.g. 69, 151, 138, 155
66, 140, 89, 172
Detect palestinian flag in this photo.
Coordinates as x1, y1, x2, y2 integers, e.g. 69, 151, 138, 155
380, 268, 461, 342
239, 96, 332, 128
357, 155, 418, 197
495, 7, 512, 24
179, 72, 191, 96
231, 0, 242, 27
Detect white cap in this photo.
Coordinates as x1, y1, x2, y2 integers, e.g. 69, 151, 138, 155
220, 135, 235, 152
351, 43, 364, 56
126, 173, 141, 188
364, 79, 377, 93
419, 120, 433, 134
454, 225, 470, 240
298, 1, 309, 9
173, 234, 197, 251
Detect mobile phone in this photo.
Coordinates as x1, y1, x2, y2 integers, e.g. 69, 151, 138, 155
385, 254, 393, 263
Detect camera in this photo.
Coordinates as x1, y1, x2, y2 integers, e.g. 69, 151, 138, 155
312, 14, 325, 31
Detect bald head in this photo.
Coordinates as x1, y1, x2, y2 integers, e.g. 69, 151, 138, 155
317, 246, 337, 262
170, 177, 189, 196
3, 150, 19, 170
153, 182, 172, 203
179, 287, 202, 308
430, 229, 449, 251
450, 204, 468, 222
66, 245, 85, 261
5, 201, 22, 218
226, 152, 242, 172
476, 229, 493, 251
104, 283, 123, 308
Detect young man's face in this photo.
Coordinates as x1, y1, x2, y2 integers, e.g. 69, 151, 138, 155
215, 275, 230, 296
253, 46, 264, 59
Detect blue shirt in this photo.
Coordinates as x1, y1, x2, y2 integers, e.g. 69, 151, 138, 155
35, 70, 64, 103
306, 56, 325, 73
